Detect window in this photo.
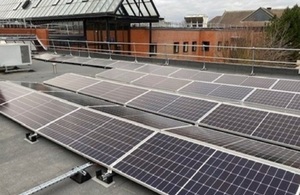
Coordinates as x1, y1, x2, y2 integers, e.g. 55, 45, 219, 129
183, 42, 188, 53
217, 41, 222, 51
202, 41, 210, 51
33, 0, 42, 8
150, 43, 157, 56
192, 41, 197, 52
52, 0, 60, 6
173, 42, 179, 53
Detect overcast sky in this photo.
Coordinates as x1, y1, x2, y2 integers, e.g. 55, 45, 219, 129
152, 0, 299, 22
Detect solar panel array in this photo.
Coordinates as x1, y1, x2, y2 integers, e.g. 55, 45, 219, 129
114, 133, 300, 195
45, 74, 220, 123
0, 81, 32, 104
200, 104, 300, 149
0, 92, 77, 130
39, 109, 154, 166
44, 74, 300, 150
169, 126, 300, 169
1, 81, 300, 195
94, 64, 300, 112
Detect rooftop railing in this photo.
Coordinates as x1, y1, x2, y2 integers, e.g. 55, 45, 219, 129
38, 39, 300, 69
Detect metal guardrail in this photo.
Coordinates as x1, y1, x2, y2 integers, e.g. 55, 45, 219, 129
40, 39, 300, 68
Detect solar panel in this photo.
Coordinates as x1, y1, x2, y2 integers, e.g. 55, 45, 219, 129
253, 113, 300, 148
44, 73, 99, 91
0, 93, 77, 130
209, 85, 254, 100
169, 126, 300, 169
169, 126, 242, 146
272, 80, 300, 92
177, 151, 300, 195
128, 91, 179, 112
179, 81, 221, 96
96, 69, 128, 80
240, 77, 277, 88
150, 66, 180, 76
159, 97, 218, 122
200, 104, 268, 135
287, 94, 300, 110
63, 57, 91, 64
101, 85, 148, 104
214, 74, 248, 85
39, 109, 154, 165
108, 61, 145, 70
135, 64, 162, 73
115, 133, 300, 195
82, 58, 114, 67
0, 93, 52, 117
153, 78, 191, 92
169, 69, 199, 79
44, 91, 116, 107
51, 55, 74, 63
226, 138, 300, 169
114, 71, 146, 83
114, 133, 215, 195
245, 89, 295, 108
79, 81, 122, 98
132, 75, 167, 88
93, 106, 189, 130
0, 82, 32, 104
19, 82, 63, 93
191, 71, 222, 82
96, 69, 145, 83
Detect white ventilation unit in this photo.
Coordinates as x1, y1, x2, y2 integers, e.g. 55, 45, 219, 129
0, 43, 32, 72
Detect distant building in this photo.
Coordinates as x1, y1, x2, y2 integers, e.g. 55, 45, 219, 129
184, 14, 208, 28
209, 7, 284, 28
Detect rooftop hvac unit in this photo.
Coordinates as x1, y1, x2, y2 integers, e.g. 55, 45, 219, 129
0, 43, 32, 73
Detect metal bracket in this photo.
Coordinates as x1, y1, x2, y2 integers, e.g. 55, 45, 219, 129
25, 132, 39, 143
95, 169, 114, 184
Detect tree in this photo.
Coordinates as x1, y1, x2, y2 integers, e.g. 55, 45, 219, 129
266, 4, 300, 61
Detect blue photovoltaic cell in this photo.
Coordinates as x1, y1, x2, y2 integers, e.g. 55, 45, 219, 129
153, 78, 191, 92
79, 81, 122, 98
245, 89, 295, 108
170, 69, 199, 79
177, 151, 300, 195
287, 94, 300, 110
0, 92, 77, 130
135, 64, 162, 73
39, 109, 154, 165
0, 82, 32, 104
209, 85, 254, 100
159, 97, 218, 122
200, 104, 268, 135
253, 113, 300, 148
272, 80, 300, 93
44, 73, 99, 91
240, 77, 277, 88
114, 133, 215, 195
128, 91, 179, 112
214, 74, 248, 85
191, 71, 222, 82
132, 75, 167, 88
179, 81, 221, 96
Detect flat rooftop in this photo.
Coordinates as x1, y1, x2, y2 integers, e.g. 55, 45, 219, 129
1, 57, 300, 195
0, 60, 156, 195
